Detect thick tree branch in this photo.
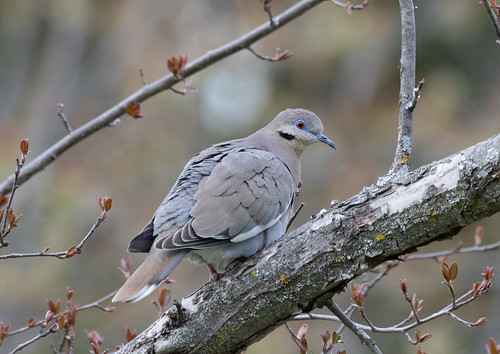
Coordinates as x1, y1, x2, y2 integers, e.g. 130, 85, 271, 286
0, 0, 326, 197
117, 134, 500, 354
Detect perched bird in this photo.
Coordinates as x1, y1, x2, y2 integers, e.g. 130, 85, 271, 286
112, 108, 335, 303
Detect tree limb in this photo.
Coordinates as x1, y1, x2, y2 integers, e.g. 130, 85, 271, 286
0, 0, 326, 197
117, 134, 500, 354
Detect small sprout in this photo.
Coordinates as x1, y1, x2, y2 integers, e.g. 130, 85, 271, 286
48, 299, 61, 315
416, 346, 428, 354
412, 331, 432, 345
99, 196, 112, 213
44, 310, 55, 326
270, 48, 293, 62
483, 266, 494, 281
474, 226, 484, 246
68, 306, 77, 326
57, 315, 67, 329
41, 247, 50, 254
0, 193, 8, 207
441, 262, 457, 282
19, 138, 29, 163
158, 288, 171, 308
400, 278, 408, 297
86, 330, 104, 354
101, 306, 116, 312
320, 329, 330, 344
449, 263, 458, 281
473, 266, 494, 296
27, 318, 36, 328
486, 337, 500, 354
469, 317, 487, 327
0, 322, 11, 346
183, 79, 197, 94
60, 245, 77, 259
6, 209, 22, 229
126, 328, 137, 342
167, 54, 188, 80
410, 294, 423, 317
118, 258, 132, 278
151, 288, 171, 317
331, 331, 341, 344
350, 282, 366, 307
66, 286, 74, 300
125, 103, 143, 119
296, 324, 308, 354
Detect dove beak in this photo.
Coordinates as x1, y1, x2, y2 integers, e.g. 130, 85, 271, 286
316, 134, 336, 149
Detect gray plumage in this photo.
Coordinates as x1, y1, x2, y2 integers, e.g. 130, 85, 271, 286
112, 108, 335, 303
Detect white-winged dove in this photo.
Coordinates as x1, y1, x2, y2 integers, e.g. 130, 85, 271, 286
112, 108, 335, 302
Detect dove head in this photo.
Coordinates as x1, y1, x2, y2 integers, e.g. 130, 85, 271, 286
264, 108, 336, 157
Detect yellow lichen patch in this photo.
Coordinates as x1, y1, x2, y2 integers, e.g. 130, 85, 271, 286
375, 234, 385, 241
280, 275, 289, 285
401, 154, 409, 164
251, 269, 258, 275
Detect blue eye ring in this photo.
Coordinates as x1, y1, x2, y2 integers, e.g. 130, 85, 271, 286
294, 119, 307, 131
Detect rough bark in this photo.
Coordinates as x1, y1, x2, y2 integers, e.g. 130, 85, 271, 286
118, 134, 500, 354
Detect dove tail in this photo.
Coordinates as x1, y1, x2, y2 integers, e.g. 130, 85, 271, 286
112, 251, 187, 303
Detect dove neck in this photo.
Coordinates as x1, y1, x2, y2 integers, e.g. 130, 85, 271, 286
247, 131, 302, 186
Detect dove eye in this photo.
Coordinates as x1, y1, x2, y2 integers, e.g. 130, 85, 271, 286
295, 120, 307, 130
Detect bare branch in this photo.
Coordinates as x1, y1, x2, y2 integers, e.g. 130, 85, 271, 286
0, 0, 325, 197
1, 156, 25, 247
392, 0, 417, 172
56, 103, 73, 133
0, 199, 110, 260
482, 0, 500, 41
325, 300, 382, 354
138, 68, 147, 86
406, 239, 500, 260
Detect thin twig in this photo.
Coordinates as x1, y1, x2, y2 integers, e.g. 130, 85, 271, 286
482, 0, 500, 39
9, 329, 56, 354
0, 159, 23, 247
56, 103, 73, 133
0, 213, 107, 260
392, 0, 417, 172
325, 300, 383, 354
406, 239, 500, 260
75, 215, 106, 254
139, 68, 147, 86
336, 262, 396, 333
6, 290, 116, 341
262, 0, 275, 26
0, 0, 325, 197
247, 46, 271, 61
286, 202, 304, 232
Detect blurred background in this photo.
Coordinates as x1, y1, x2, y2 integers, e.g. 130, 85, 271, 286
0, 0, 499, 353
